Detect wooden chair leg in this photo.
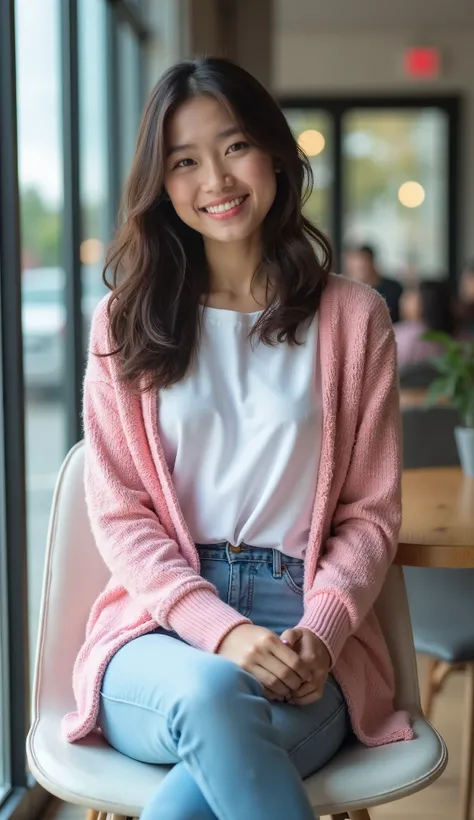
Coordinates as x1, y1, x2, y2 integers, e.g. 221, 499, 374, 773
422, 658, 458, 719
422, 658, 440, 719
460, 663, 474, 820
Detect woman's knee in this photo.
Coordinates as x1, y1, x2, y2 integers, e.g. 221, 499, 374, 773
179, 655, 261, 713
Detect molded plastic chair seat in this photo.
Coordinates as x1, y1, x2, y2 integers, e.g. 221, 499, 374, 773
29, 710, 445, 818
27, 442, 447, 818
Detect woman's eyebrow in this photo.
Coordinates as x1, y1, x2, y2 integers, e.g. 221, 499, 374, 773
167, 127, 243, 157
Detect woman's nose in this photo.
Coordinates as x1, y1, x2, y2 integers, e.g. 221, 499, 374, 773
201, 161, 233, 191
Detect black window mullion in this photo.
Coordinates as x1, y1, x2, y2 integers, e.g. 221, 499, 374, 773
60, 0, 83, 446
0, 0, 29, 793
106, 2, 121, 233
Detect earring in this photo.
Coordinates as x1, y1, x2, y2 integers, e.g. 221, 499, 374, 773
225, 175, 232, 184
275, 165, 281, 174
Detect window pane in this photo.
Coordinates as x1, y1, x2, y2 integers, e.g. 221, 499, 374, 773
118, 23, 142, 187
283, 109, 333, 237
79, 0, 109, 337
15, 0, 66, 677
342, 108, 449, 280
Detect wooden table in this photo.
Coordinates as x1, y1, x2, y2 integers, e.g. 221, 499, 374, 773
397, 466, 474, 568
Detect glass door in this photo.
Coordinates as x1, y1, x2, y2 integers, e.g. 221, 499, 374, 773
342, 107, 449, 282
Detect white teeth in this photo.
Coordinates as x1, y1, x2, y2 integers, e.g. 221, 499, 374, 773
204, 196, 245, 214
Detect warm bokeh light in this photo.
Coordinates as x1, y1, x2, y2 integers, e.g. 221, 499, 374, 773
80, 238, 104, 265
398, 181, 425, 208
297, 129, 325, 156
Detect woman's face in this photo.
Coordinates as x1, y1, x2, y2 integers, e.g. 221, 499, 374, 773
163, 95, 277, 246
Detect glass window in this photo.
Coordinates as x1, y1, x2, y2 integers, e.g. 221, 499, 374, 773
118, 22, 142, 187
283, 109, 333, 237
342, 108, 449, 281
15, 0, 66, 677
79, 0, 109, 338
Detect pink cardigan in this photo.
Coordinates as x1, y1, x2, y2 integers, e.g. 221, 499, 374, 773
62, 273, 413, 746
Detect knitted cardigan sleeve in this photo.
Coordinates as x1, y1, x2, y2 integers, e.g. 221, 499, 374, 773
297, 298, 402, 664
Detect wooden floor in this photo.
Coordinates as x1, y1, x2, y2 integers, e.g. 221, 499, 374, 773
50, 656, 471, 820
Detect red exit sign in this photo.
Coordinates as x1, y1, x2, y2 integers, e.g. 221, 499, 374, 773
404, 47, 441, 79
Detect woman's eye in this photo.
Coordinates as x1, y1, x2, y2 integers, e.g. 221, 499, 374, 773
173, 158, 195, 169
226, 141, 249, 154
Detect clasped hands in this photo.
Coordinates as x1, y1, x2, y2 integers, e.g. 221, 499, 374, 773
217, 623, 331, 705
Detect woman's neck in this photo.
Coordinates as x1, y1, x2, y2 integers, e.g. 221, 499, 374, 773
203, 234, 270, 312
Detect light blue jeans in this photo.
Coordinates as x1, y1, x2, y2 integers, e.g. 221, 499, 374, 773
98, 543, 350, 820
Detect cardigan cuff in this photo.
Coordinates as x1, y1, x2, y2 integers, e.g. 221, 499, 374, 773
296, 592, 351, 666
167, 587, 252, 653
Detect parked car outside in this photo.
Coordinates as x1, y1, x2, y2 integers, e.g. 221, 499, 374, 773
22, 265, 107, 395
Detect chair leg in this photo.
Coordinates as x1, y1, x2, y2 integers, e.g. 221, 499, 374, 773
422, 658, 458, 719
348, 811, 371, 820
460, 663, 474, 820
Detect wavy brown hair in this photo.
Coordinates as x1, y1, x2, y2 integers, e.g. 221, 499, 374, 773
103, 57, 332, 390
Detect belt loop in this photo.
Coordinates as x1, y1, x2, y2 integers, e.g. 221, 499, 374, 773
272, 549, 282, 578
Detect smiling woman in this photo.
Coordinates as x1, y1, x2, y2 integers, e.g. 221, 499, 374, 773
103, 57, 332, 389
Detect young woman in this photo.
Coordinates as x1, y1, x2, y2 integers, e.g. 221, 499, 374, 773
62, 58, 413, 819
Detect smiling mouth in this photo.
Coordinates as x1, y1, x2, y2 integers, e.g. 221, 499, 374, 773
200, 195, 249, 215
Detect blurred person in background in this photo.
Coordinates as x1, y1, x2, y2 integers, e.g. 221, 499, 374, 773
344, 243, 403, 323
394, 279, 455, 369
62, 58, 412, 820
457, 259, 474, 336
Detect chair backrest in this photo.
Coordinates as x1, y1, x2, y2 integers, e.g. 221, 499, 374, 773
32, 442, 110, 717
402, 405, 460, 469
31, 442, 421, 721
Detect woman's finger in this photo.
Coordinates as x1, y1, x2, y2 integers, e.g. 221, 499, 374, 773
249, 663, 292, 697
265, 636, 312, 682
290, 687, 323, 706
256, 652, 303, 692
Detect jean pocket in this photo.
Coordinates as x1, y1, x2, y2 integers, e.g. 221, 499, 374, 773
282, 563, 304, 595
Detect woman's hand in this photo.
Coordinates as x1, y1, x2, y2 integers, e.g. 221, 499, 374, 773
279, 627, 331, 706
217, 623, 313, 701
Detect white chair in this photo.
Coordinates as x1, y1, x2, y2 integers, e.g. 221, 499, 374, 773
27, 442, 447, 820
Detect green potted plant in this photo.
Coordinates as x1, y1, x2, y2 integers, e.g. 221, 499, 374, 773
423, 332, 474, 476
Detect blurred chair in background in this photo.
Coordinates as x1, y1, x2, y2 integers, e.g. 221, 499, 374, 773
402, 405, 474, 820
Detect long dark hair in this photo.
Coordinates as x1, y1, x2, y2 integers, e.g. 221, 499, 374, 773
104, 57, 332, 390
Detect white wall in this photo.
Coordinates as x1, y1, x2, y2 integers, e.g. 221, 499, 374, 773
274, 28, 474, 264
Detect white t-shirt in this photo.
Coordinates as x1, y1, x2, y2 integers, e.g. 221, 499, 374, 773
157, 305, 322, 558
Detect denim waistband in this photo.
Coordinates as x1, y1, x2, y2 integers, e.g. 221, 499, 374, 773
195, 542, 304, 578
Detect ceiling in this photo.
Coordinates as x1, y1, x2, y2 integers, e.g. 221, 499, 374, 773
276, 0, 474, 31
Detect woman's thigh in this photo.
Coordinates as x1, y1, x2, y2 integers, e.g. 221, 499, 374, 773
98, 631, 233, 765
98, 631, 349, 778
